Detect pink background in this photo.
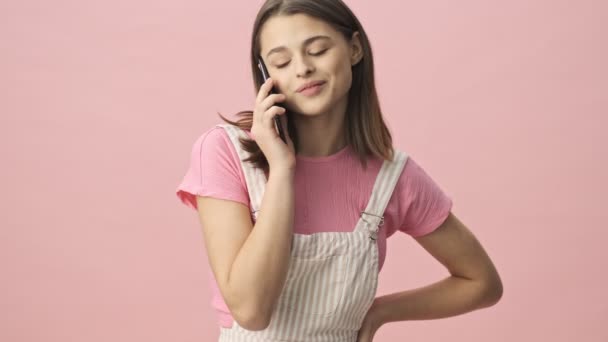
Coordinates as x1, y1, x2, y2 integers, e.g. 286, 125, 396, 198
2, 0, 607, 341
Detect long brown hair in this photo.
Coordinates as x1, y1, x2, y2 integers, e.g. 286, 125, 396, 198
218, 0, 394, 175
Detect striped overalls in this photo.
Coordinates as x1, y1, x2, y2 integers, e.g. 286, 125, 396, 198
217, 124, 407, 341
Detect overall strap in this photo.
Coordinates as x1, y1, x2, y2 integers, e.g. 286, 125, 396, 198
357, 149, 409, 240
217, 124, 267, 220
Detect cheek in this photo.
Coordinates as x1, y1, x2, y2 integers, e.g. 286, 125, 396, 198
330, 62, 353, 95
275, 78, 289, 95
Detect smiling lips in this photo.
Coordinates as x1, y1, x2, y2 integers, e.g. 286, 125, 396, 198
297, 80, 326, 92
297, 81, 326, 97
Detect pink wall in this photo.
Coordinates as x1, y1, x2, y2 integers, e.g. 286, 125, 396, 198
2, 0, 607, 341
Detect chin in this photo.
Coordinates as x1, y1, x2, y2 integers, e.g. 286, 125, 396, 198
290, 106, 327, 117
290, 99, 333, 116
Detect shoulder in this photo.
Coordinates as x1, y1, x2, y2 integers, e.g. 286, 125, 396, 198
189, 124, 251, 159
378, 148, 413, 185
176, 124, 251, 209
192, 124, 229, 149
212, 123, 254, 141
389, 151, 449, 213
397, 154, 429, 187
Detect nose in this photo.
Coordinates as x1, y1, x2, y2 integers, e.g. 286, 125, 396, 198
295, 55, 315, 77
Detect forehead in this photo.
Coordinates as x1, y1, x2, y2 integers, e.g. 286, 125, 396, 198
259, 14, 341, 53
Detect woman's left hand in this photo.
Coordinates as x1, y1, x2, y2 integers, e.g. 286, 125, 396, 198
356, 304, 383, 342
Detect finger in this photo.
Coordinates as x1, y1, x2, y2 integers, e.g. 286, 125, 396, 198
260, 93, 286, 109
254, 81, 282, 129
259, 106, 282, 136
255, 78, 275, 104
263, 106, 286, 129
253, 79, 273, 128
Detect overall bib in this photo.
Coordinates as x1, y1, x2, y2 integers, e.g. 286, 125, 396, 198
217, 124, 407, 342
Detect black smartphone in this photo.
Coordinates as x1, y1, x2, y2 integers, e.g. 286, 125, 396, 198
257, 57, 287, 144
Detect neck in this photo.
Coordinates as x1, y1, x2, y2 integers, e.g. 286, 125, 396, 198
292, 104, 347, 157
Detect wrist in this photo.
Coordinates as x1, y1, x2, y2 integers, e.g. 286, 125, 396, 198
270, 165, 296, 177
367, 298, 386, 330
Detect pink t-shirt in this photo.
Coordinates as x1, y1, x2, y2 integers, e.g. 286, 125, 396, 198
176, 125, 453, 328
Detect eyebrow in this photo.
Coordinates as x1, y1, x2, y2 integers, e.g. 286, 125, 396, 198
265, 35, 332, 58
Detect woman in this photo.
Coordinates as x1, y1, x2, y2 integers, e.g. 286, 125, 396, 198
176, 0, 503, 341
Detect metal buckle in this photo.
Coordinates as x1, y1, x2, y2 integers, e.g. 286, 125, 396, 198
360, 211, 384, 241
360, 211, 384, 226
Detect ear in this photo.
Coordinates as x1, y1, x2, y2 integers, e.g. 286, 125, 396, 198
350, 31, 363, 66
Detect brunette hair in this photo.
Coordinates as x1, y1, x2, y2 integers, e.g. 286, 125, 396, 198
218, 0, 394, 175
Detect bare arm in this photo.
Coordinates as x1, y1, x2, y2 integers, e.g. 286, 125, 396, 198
196, 168, 295, 330
369, 211, 503, 326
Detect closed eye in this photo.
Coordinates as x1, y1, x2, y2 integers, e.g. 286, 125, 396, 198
310, 49, 328, 56
275, 49, 329, 69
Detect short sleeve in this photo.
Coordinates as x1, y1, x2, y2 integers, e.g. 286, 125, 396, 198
175, 126, 250, 210
398, 157, 453, 237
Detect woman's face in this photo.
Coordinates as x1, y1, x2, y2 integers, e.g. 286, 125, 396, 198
259, 13, 362, 117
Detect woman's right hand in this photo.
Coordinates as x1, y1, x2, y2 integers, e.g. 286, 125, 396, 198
251, 77, 296, 171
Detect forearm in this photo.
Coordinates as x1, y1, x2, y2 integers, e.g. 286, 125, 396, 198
371, 276, 501, 325
228, 168, 295, 320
